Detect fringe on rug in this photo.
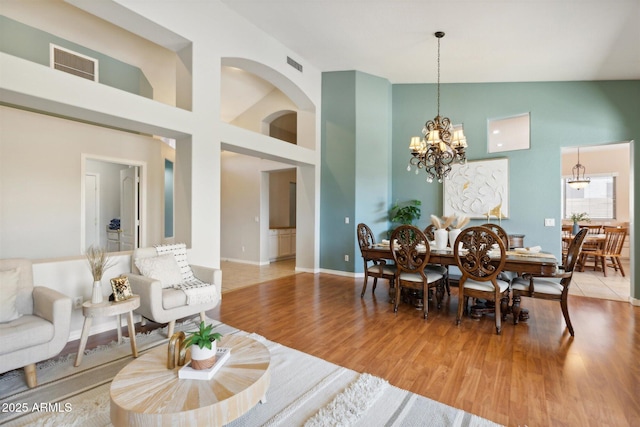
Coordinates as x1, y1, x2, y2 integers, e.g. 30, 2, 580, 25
304, 373, 389, 427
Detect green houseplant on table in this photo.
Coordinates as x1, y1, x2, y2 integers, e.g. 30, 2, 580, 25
184, 321, 223, 370
570, 212, 590, 235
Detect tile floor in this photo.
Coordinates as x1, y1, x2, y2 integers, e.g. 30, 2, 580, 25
569, 258, 631, 302
221, 257, 633, 303
220, 258, 299, 293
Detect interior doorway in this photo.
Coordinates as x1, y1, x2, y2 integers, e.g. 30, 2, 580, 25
561, 141, 632, 301
83, 157, 141, 253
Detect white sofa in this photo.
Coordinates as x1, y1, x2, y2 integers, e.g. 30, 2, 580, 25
127, 246, 222, 337
0, 258, 72, 388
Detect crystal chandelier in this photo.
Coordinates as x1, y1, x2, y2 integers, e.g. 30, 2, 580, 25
567, 147, 590, 189
407, 31, 467, 183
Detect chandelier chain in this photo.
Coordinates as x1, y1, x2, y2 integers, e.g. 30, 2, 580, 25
437, 36, 441, 117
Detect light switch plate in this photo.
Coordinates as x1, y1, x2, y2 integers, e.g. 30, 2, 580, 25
544, 218, 555, 227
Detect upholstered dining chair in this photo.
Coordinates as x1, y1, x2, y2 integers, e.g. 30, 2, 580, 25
561, 224, 573, 263
588, 226, 627, 277
128, 244, 222, 337
481, 223, 517, 283
454, 226, 510, 335
357, 223, 396, 297
423, 224, 436, 241
422, 224, 450, 295
0, 258, 72, 388
391, 225, 444, 319
511, 228, 588, 337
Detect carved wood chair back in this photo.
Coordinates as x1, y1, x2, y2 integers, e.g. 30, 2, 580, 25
390, 225, 444, 319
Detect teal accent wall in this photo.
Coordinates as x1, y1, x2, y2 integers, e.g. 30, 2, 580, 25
392, 80, 639, 296
321, 71, 392, 272
0, 16, 153, 98
323, 76, 638, 296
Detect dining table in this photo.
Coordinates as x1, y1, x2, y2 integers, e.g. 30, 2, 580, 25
563, 233, 605, 271
362, 243, 559, 321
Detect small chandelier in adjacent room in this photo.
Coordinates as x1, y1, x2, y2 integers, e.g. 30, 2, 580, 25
567, 147, 590, 190
408, 31, 467, 183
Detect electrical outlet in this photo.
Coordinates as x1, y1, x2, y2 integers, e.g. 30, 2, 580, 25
345, 217, 350, 224
73, 296, 83, 309
344, 254, 349, 262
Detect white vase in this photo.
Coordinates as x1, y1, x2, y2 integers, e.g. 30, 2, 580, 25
190, 341, 217, 370
91, 280, 103, 304
449, 228, 462, 248
434, 228, 448, 250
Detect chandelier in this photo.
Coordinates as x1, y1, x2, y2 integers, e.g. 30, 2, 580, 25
407, 31, 467, 183
567, 147, 590, 189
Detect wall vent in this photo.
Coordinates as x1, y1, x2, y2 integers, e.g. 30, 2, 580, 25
50, 44, 98, 81
287, 56, 303, 72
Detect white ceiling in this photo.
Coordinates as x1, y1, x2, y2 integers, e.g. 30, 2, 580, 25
220, 0, 640, 84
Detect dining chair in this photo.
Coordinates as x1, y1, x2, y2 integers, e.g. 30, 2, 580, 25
511, 228, 588, 336
423, 224, 436, 241
391, 225, 444, 319
454, 226, 509, 335
357, 223, 397, 297
481, 223, 517, 283
423, 224, 450, 295
561, 224, 572, 263
589, 226, 627, 277
577, 224, 603, 270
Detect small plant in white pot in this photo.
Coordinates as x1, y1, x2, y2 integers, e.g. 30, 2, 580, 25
184, 321, 223, 370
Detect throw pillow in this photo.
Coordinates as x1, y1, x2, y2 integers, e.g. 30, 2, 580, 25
0, 268, 21, 323
154, 243, 195, 282
135, 254, 183, 288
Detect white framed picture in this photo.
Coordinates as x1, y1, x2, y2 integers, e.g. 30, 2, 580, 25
443, 158, 509, 219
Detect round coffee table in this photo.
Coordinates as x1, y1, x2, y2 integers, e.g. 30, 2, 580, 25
110, 334, 270, 426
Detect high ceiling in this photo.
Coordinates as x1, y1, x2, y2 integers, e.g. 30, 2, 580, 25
220, 0, 640, 84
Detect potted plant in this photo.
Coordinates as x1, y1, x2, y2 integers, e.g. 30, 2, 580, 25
390, 199, 422, 225
85, 245, 115, 304
184, 321, 223, 370
570, 212, 590, 235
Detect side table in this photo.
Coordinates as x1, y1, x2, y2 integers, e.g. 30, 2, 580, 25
74, 295, 140, 367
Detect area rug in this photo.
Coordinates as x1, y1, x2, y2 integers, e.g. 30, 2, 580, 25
0, 320, 501, 427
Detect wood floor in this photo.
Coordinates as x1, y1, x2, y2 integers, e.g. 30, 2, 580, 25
210, 273, 639, 427
58, 271, 639, 426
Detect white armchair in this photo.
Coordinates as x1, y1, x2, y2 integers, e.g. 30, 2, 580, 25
127, 246, 222, 337
0, 258, 72, 388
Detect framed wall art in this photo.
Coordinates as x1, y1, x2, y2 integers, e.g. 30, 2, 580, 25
110, 275, 133, 302
443, 158, 509, 219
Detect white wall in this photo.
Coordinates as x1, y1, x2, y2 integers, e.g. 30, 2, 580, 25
0, 106, 169, 260
0, 0, 322, 341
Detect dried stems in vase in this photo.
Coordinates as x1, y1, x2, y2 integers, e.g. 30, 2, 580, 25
85, 245, 115, 281
454, 215, 470, 229
430, 215, 456, 230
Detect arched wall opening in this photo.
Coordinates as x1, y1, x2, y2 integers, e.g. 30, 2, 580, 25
219, 57, 318, 272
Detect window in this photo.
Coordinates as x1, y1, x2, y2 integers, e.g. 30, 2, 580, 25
563, 176, 616, 220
